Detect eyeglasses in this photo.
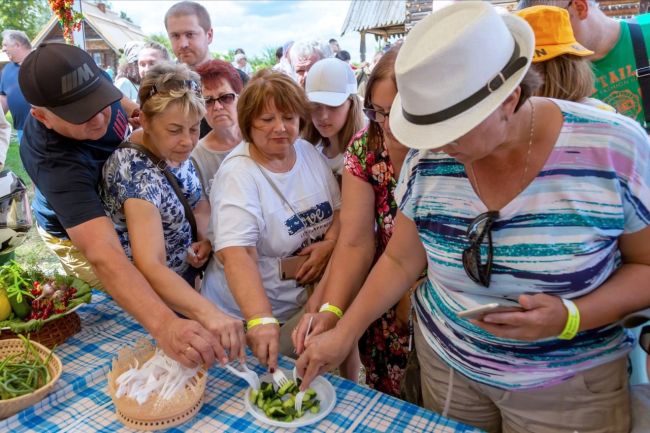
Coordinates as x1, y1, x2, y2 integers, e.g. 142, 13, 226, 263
147, 80, 201, 99
204, 93, 236, 107
363, 107, 390, 123
462, 211, 499, 287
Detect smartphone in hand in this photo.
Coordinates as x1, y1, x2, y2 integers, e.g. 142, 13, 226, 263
278, 255, 308, 280
457, 301, 524, 320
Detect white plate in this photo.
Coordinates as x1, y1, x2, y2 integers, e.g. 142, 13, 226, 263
243, 370, 336, 428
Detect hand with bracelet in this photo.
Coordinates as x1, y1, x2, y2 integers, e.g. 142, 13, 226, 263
471, 293, 575, 341
293, 302, 344, 354
246, 316, 281, 371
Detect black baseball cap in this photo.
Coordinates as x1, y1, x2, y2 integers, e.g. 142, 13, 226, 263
19, 42, 122, 124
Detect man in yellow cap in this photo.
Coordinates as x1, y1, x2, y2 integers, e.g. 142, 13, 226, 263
518, 0, 650, 129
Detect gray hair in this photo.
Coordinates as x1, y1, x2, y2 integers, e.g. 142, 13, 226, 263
1, 30, 31, 49
140, 41, 170, 60
289, 39, 329, 65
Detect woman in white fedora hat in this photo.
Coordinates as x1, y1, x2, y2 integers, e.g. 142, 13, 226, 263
297, 2, 650, 432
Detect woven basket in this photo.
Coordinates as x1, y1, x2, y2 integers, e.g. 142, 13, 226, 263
0, 312, 81, 349
107, 339, 207, 431
0, 339, 63, 419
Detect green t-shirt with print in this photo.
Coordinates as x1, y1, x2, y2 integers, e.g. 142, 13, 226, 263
592, 17, 650, 128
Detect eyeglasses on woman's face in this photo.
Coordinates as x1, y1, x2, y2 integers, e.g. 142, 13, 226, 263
204, 93, 236, 108
363, 107, 390, 123
462, 211, 499, 287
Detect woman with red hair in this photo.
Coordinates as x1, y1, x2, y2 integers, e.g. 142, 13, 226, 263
191, 60, 244, 195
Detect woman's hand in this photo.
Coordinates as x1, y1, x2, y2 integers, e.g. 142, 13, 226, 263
155, 316, 225, 369
292, 311, 340, 355
188, 240, 211, 268
197, 309, 246, 364
246, 323, 281, 371
296, 326, 356, 390
295, 240, 336, 284
472, 293, 567, 341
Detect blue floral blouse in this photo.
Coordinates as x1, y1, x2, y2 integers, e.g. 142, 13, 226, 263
101, 146, 203, 275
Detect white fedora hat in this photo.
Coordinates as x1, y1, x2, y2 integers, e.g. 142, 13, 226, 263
389, 2, 534, 150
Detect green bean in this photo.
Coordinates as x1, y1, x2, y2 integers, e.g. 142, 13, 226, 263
0, 336, 55, 400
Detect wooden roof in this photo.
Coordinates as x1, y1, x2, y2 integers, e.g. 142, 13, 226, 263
32, 0, 145, 53
341, 0, 406, 37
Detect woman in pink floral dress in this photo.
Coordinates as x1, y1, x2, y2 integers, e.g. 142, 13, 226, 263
293, 47, 417, 397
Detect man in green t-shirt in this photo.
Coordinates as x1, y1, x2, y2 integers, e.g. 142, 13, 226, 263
518, 0, 650, 128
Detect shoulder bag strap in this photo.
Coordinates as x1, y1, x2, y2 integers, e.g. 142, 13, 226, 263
119, 141, 199, 242
228, 153, 313, 244
628, 19, 650, 131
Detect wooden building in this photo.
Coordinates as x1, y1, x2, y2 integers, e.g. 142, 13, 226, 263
32, 1, 145, 71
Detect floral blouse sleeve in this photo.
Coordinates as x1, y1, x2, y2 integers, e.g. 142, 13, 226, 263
343, 127, 398, 255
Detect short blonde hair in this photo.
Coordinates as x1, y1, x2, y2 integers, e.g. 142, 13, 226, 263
533, 54, 594, 102
139, 61, 206, 120
237, 70, 311, 144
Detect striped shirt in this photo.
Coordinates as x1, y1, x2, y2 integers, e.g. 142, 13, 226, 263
397, 99, 650, 390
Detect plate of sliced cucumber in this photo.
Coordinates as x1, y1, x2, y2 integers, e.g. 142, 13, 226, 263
243, 369, 336, 428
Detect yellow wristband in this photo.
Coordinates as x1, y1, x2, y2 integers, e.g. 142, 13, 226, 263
246, 317, 279, 331
558, 298, 580, 340
319, 303, 343, 319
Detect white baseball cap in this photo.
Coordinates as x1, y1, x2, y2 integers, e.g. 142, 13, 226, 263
305, 58, 357, 107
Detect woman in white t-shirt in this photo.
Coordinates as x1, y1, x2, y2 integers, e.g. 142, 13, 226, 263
302, 58, 365, 181
191, 60, 243, 196
201, 71, 341, 371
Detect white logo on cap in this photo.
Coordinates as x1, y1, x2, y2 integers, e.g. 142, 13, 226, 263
61, 63, 94, 94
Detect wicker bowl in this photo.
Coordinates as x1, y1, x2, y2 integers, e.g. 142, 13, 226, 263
0, 339, 63, 419
107, 339, 207, 431
0, 312, 81, 349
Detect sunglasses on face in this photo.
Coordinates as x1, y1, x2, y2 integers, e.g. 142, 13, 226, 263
204, 93, 236, 107
462, 211, 499, 287
363, 107, 390, 123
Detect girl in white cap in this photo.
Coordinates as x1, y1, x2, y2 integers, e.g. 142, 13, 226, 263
302, 58, 365, 181
297, 2, 650, 432
294, 48, 419, 399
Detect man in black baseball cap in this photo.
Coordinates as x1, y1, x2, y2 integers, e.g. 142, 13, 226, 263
18, 43, 223, 368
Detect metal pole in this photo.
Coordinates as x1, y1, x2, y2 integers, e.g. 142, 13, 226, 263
72, 0, 85, 50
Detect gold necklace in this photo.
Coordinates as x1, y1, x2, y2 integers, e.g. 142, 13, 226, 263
470, 98, 535, 201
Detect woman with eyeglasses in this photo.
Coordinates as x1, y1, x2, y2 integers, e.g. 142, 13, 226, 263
200, 70, 341, 372
302, 58, 365, 181
190, 60, 243, 196
293, 47, 420, 399
297, 3, 650, 432
102, 62, 246, 367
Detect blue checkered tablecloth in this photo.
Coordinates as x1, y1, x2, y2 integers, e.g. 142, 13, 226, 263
0, 291, 483, 432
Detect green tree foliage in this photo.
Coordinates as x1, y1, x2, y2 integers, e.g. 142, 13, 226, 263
0, 0, 52, 40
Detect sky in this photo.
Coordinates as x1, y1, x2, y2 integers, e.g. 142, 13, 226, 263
109, 0, 373, 63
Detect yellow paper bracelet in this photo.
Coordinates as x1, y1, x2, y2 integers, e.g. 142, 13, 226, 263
558, 298, 580, 340
319, 303, 343, 319
246, 317, 279, 331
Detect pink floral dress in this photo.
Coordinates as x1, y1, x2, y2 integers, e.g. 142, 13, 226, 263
344, 127, 410, 397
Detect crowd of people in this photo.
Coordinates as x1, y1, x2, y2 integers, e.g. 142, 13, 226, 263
2, 0, 650, 431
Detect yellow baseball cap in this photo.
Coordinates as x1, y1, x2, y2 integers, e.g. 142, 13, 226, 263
515, 5, 593, 63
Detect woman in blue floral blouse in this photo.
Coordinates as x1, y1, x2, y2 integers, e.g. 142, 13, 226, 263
101, 62, 245, 365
